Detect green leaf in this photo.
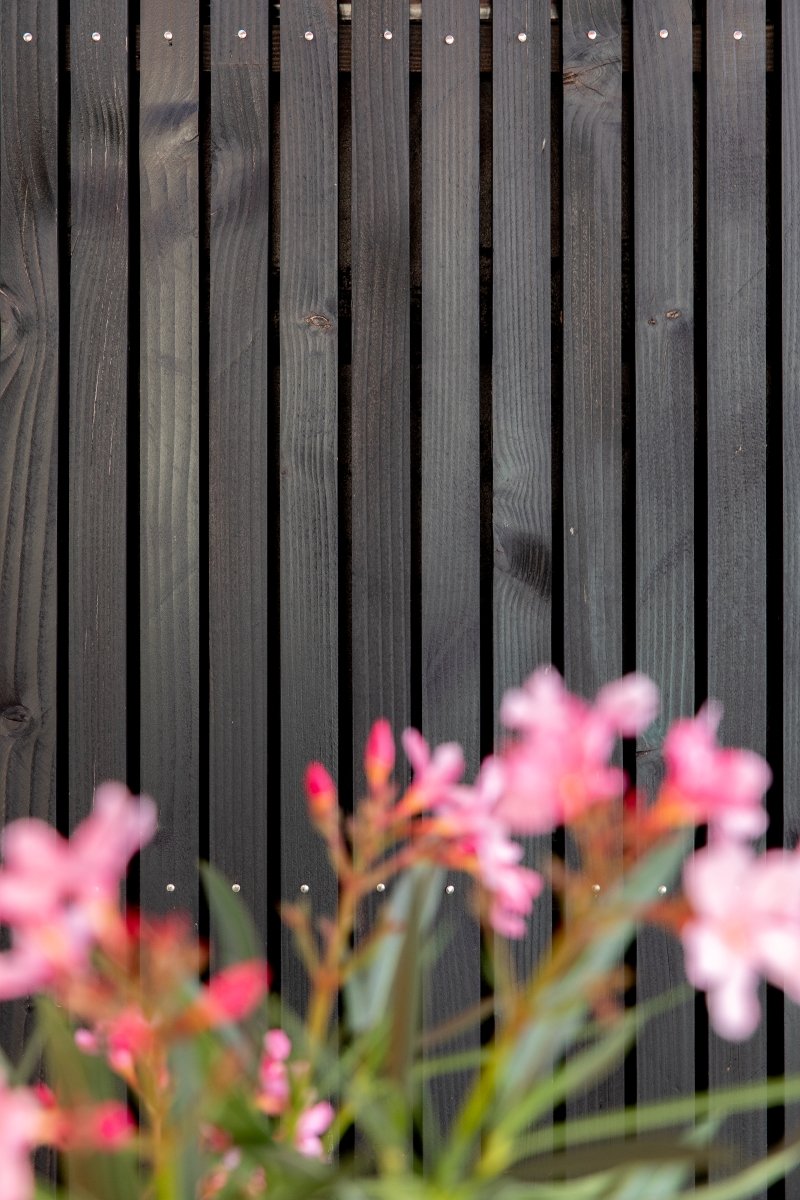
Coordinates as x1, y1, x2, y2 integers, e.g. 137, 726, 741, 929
201, 860, 266, 969
687, 1132, 800, 1199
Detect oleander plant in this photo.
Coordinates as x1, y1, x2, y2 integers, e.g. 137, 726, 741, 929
3, 668, 800, 1199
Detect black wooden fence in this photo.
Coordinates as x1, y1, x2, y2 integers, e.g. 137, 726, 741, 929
0, 0, 794, 1187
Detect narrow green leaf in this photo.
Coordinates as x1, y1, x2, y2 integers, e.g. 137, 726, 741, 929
687, 1132, 800, 1200
201, 861, 266, 968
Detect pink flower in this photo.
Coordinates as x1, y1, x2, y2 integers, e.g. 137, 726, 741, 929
681, 841, 800, 1039
398, 729, 465, 814
0, 1074, 46, 1200
188, 961, 271, 1030
294, 1100, 334, 1159
0, 785, 156, 999
654, 705, 770, 838
364, 720, 395, 790
257, 1029, 292, 1116
496, 669, 651, 834
305, 764, 338, 823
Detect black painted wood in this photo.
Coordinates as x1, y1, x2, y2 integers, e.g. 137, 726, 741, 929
706, 0, 767, 1185
421, 0, 481, 1136
0, 0, 60, 1068
209, 2, 271, 942
632, 0, 695, 1112
138, 1, 200, 918
69, 0, 129, 823
562, 0, 623, 1118
350, 0, 410, 938
785, 0, 800, 1185
279, 0, 339, 1015
492, 0, 552, 990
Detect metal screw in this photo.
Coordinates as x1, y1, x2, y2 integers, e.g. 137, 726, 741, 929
300, 883, 310, 893
383, 29, 393, 40
22, 31, 33, 42
376, 882, 386, 892
587, 29, 598, 40
92, 31, 101, 41
232, 883, 241, 893
445, 884, 455, 895
659, 29, 669, 39
304, 30, 314, 41
166, 883, 175, 893
592, 884, 601, 893
164, 30, 173, 40
733, 29, 743, 40
517, 31, 528, 42
657, 885, 668, 895
237, 29, 247, 39
444, 33, 455, 45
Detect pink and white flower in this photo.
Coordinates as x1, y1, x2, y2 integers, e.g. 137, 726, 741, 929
294, 1100, 334, 1159
0, 1074, 45, 1200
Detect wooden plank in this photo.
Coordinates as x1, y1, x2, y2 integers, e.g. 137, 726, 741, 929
209, 3, 271, 938
138, 1, 200, 917
706, 0, 767, 1183
492, 0, 552, 985
279, 0, 339, 1013
562, 0, 622, 1116
632, 0, 694, 1113
421, 0, 481, 1134
0, 0, 60, 1066
785, 0, 800, 1183
69, 0, 129, 823
350, 0, 410, 934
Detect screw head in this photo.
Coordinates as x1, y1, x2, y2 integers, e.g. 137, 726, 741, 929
659, 29, 669, 39
592, 883, 601, 893
587, 29, 598, 40
92, 31, 101, 41
22, 31, 33, 42
237, 29, 247, 39
383, 29, 393, 40
733, 29, 743, 40
166, 883, 175, 893
304, 30, 314, 41
657, 885, 668, 895
232, 883, 241, 893
517, 31, 528, 42
376, 882, 386, 892
444, 33, 455, 45
300, 883, 310, 894
164, 30, 173, 40
445, 884, 455, 895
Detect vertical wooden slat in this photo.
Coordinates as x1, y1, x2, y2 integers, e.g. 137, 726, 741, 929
209, 3, 270, 935
351, 0, 410, 929
421, 0, 481, 1130
0, 0, 60, 1064
69, 0, 129, 822
633, 0, 694, 1111
706, 0, 767, 1181
785, 0, 800, 1177
139, 2, 200, 917
279, 0, 339, 1012
492, 0, 552, 984
562, 0, 622, 1115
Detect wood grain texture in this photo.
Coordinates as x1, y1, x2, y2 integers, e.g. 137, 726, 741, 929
351, 0, 410, 939
421, 0, 481, 1134
492, 0, 552, 986
138, 1, 200, 918
785, 0, 800, 1182
632, 0, 694, 1112
0, 0, 60, 1065
69, 0, 129, 823
562, 0, 622, 1118
706, 0, 767, 1183
279, 0, 339, 1013
209, 2, 271, 940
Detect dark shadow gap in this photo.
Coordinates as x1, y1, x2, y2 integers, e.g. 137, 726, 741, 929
409, 74, 423, 733
198, 0, 211, 948
56, 0, 71, 844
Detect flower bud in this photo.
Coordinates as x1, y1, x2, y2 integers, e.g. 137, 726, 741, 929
364, 719, 395, 790
305, 763, 338, 822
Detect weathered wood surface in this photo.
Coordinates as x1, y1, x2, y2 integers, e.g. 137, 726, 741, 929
138, 1, 200, 918
562, 0, 623, 1117
209, 1, 271, 940
706, 0, 767, 1185
492, 0, 552, 987
633, 0, 695, 1112
785, 0, 800, 1183
279, 0, 339, 1012
421, 0, 481, 1134
69, 0, 129, 822
0, 0, 60, 1066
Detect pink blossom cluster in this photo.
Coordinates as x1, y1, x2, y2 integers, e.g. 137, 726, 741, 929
256, 1027, 335, 1159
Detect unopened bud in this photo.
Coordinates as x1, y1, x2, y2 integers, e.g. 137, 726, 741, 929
305, 762, 338, 821
364, 719, 395, 790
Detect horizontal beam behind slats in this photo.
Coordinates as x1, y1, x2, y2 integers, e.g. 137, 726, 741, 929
62, 22, 777, 73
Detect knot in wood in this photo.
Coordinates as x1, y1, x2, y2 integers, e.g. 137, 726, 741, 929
0, 704, 32, 737
305, 312, 333, 332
